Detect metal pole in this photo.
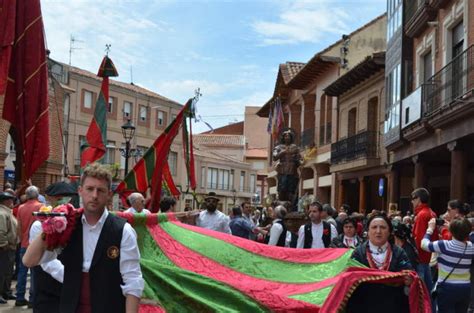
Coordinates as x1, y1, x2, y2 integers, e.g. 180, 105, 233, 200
124, 140, 130, 177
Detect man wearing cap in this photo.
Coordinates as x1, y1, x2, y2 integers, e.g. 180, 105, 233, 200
28, 181, 76, 313
196, 192, 231, 234
16, 185, 42, 307
0, 192, 17, 304
125, 193, 151, 215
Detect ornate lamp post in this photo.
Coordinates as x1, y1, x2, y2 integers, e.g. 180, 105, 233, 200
120, 119, 136, 176
231, 188, 237, 206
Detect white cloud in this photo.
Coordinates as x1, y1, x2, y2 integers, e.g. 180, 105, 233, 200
252, 1, 361, 45
41, 1, 165, 74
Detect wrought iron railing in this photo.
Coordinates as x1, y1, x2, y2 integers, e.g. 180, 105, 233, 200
331, 131, 378, 164
319, 126, 325, 146
300, 128, 315, 148
423, 45, 474, 116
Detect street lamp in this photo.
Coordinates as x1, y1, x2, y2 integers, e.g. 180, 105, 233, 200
231, 188, 237, 206
120, 119, 136, 176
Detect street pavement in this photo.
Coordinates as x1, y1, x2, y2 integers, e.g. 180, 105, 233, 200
0, 278, 32, 313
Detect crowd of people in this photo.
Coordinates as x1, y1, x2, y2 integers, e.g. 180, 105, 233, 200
1, 163, 474, 312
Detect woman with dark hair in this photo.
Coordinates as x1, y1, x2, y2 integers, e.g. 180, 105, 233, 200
422, 218, 474, 313
347, 214, 413, 313
440, 200, 471, 240
330, 218, 363, 248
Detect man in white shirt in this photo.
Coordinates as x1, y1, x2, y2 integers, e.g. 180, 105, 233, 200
196, 192, 231, 234
23, 163, 144, 313
125, 193, 151, 215
297, 201, 338, 249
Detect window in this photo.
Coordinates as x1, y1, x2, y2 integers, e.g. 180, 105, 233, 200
105, 141, 116, 164
230, 169, 234, 189
387, 0, 402, 42
201, 167, 206, 187
423, 51, 432, 83
108, 97, 115, 113
218, 169, 229, 190
207, 168, 218, 189
83, 90, 93, 109
157, 111, 166, 126
240, 171, 245, 192
123, 101, 132, 118
250, 174, 256, 193
139, 105, 147, 122
168, 151, 177, 176
252, 161, 265, 170
78, 135, 86, 163
384, 63, 402, 133
348, 108, 357, 137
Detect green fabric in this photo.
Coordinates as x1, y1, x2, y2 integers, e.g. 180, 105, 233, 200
160, 222, 357, 283
135, 215, 266, 312
289, 285, 334, 306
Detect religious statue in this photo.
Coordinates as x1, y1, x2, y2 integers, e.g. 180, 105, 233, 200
272, 128, 302, 205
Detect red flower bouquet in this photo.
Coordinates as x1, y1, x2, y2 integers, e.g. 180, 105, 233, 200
41, 204, 83, 250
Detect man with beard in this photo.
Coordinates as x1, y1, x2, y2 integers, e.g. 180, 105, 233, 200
196, 192, 231, 234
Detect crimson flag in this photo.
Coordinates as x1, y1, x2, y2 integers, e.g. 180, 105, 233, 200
1, 0, 49, 179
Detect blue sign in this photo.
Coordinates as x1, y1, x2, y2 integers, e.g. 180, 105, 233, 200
4, 170, 15, 180
378, 178, 385, 197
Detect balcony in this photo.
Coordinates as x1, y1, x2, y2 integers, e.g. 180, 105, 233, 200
300, 128, 315, 148
404, 0, 437, 38
331, 131, 378, 165
424, 45, 474, 118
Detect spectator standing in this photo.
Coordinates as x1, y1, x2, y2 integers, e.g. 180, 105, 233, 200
422, 218, 474, 313
241, 202, 256, 240
321, 204, 337, 228
125, 193, 151, 215
266, 206, 288, 247
440, 200, 470, 240
411, 187, 438, 297
0, 192, 17, 304
16, 186, 43, 307
159, 196, 177, 213
330, 218, 362, 248
297, 201, 337, 249
229, 207, 257, 239
196, 192, 231, 234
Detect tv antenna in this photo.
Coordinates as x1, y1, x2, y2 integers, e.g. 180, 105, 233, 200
69, 35, 83, 65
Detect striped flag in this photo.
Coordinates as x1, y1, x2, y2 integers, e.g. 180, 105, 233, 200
117, 212, 432, 313
115, 99, 193, 211
272, 97, 284, 140
80, 56, 118, 168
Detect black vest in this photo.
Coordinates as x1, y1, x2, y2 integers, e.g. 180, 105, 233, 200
32, 266, 62, 313
58, 213, 126, 313
264, 220, 287, 247
303, 221, 331, 248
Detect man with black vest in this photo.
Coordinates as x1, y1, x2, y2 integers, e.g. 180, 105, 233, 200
23, 163, 144, 313
297, 201, 338, 249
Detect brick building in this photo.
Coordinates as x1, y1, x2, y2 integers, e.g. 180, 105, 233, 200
383, 0, 474, 214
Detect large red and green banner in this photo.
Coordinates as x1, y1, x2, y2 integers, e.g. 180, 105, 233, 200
115, 99, 193, 211
80, 55, 118, 168
117, 212, 431, 313
1, 0, 50, 180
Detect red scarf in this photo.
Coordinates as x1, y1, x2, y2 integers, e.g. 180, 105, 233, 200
366, 244, 392, 271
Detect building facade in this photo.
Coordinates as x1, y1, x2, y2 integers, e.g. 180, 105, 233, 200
384, 0, 474, 214
258, 14, 387, 208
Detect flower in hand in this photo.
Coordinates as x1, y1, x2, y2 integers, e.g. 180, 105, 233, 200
41, 203, 81, 250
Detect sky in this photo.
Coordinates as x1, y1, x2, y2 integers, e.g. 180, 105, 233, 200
41, 0, 387, 133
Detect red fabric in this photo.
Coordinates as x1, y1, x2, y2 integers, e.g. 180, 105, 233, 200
147, 220, 431, 313
149, 99, 191, 211
17, 199, 42, 248
413, 203, 438, 264
77, 273, 92, 313
188, 119, 196, 190
139, 304, 167, 313
2, 0, 49, 179
43, 205, 82, 250
162, 161, 180, 197
167, 214, 348, 264
0, 0, 16, 94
